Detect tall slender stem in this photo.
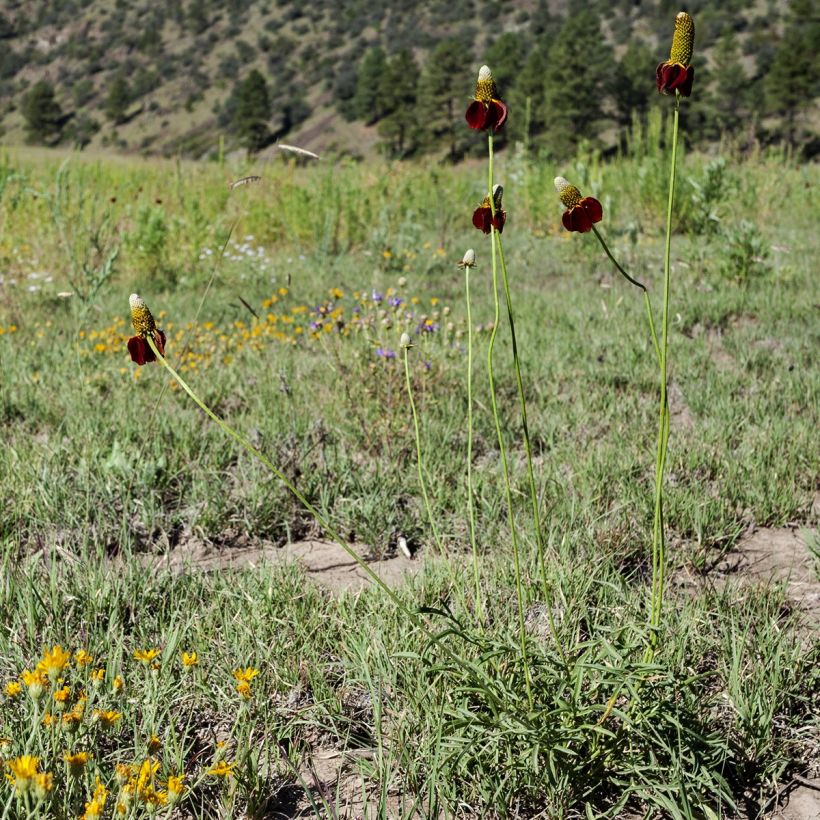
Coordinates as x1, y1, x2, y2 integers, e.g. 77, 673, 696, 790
590, 224, 661, 366
464, 266, 482, 620
486, 133, 532, 705
648, 95, 680, 655
145, 335, 406, 608
403, 345, 444, 555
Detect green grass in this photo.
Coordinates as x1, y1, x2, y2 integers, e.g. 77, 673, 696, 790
0, 142, 818, 818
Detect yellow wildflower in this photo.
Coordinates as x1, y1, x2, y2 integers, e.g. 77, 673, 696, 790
181, 651, 198, 668
37, 645, 71, 682
4, 681, 21, 698
166, 774, 185, 799
41, 712, 54, 727
236, 680, 251, 699
207, 760, 234, 778
114, 763, 135, 785
53, 685, 71, 708
136, 758, 159, 792
64, 750, 90, 777
147, 733, 162, 754
112, 675, 124, 693
75, 650, 94, 667
94, 709, 122, 729
62, 709, 83, 731
90, 668, 105, 685
7, 755, 40, 793
232, 667, 260, 684
33, 771, 53, 799
134, 648, 160, 665
20, 669, 48, 700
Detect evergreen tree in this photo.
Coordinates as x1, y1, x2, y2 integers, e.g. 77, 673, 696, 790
377, 49, 420, 158
232, 69, 271, 153
105, 75, 131, 124
763, 1, 819, 146
352, 47, 387, 124
22, 80, 64, 144
612, 42, 656, 127
506, 46, 548, 147
711, 27, 747, 137
419, 38, 472, 161
542, 10, 612, 158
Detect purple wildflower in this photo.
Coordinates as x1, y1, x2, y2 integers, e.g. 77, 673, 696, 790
388, 296, 403, 308
371, 289, 384, 304
376, 347, 396, 360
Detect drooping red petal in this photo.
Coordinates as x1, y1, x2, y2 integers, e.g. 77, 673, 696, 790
581, 197, 603, 225
465, 101, 489, 131
128, 336, 148, 365
492, 209, 506, 234
562, 206, 592, 233
472, 206, 493, 234
656, 62, 668, 94
485, 100, 508, 132
154, 329, 166, 357
678, 65, 695, 97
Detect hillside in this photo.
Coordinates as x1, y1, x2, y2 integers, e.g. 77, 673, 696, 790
0, 0, 817, 159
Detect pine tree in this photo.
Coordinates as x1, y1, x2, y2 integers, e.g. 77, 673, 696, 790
763, 1, 819, 147
22, 80, 64, 145
232, 69, 271, 153
377, 50, 420, 158
419, 38, 472, 161
105, 75, 131, 124
542, 10, 612, 158
353, 47, 387, 124
612, 42, 656, 128
711, 27, 747, 137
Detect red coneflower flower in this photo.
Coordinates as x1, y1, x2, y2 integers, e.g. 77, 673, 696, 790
656, 12, 695, 97
127, 293, 166, 365
472, 184, 506, 235
554, 177, 602, 233
465, 65, 508, 132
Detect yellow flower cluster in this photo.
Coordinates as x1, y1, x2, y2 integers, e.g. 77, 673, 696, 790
79, 285, 466, 373
2, 643, 248, 815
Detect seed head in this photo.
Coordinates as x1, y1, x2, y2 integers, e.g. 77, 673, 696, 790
129, 293, 157, 337
400, 332, 413, 349
554, 177, 583, 209
669, 12, 695, 66
474, 65, 498, 103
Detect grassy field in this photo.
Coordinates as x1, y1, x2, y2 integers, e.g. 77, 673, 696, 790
0, 129, 818, 818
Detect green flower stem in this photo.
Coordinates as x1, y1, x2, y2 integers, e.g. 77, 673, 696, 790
145, 335, 406, 609
464, 265, 482, 620
403, 345, 444, 555
590, 224, 661, 365
647, 94, 681, 657
487, 133, 532, 706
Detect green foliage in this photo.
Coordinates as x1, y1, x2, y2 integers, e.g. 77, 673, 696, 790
104, 74, 131, 124
21, 80, 64, 145
125, 204, 171, 282
232, 68, 271, 153
717, 219, 771, 283
352, 47, 387, 124
377, 50, 420, 158
542, 10, 612, 159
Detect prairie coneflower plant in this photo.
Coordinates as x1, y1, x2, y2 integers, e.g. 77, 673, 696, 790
467, 65, 536, 700
458, 249, 481, 619
126, 293, 409, 609
644, 11, 695, 657
401, 331, 444, 555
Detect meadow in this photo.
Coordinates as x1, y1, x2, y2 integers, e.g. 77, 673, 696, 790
0, 117, 818, 818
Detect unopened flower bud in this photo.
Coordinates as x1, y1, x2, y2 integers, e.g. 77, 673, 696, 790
460, 248, 476, 268
400, 332, 412, 349
492, 184, 503, 207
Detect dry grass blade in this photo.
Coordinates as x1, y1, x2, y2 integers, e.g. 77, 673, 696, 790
228, 175, 262, 190
277, 143, 321, 160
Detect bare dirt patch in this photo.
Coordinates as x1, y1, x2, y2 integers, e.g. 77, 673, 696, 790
712, 526, 820, 625
143, 535, 420, 593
